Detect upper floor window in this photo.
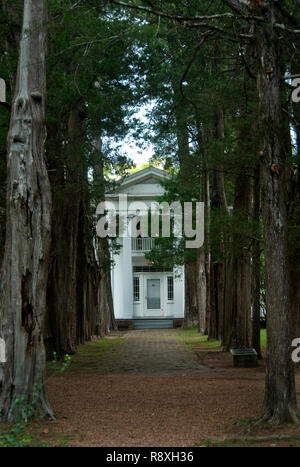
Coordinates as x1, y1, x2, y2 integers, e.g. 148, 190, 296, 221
167, 276, 174, 301
133, 276, 140, 302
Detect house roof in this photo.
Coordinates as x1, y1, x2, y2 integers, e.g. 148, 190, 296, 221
107, 166, 171, 195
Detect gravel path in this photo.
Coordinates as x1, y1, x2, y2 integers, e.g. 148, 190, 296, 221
82, 329, 209, 374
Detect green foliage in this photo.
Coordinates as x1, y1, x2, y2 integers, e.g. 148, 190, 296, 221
49, 352, 72, 376
13, 384, 44, 424
0, 422, 32, 447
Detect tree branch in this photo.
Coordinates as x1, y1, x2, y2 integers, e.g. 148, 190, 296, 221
179, 32, 213, 113
223, 0, 251, 16
109, 0, 299, 37
109, 0, 238, 22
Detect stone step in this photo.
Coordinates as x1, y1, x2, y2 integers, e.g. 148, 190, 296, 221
133, 319, 174, 330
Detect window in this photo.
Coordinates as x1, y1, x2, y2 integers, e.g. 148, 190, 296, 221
133, 276, 140, 302
133, 266, 172, 273
167, 276, 174, 301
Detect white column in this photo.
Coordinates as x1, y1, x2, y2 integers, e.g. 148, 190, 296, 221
111, 237, 133, 319
121, 236, 133, 318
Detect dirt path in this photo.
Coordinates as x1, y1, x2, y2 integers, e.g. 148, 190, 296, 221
34, 330, 300, 447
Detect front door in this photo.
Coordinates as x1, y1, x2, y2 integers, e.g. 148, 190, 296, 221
147, 278, 161, 312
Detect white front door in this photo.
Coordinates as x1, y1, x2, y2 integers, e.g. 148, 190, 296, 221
145, 276, 163, 316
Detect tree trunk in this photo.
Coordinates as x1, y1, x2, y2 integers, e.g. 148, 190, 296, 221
208, 260, 223, 340
0, 0, 53, 421
204, 164, 211, 336
93, 138, 116, 335
172, 82, 203, 329
289, 184, 300, 341
198, 247, 207, 333
224, 173, 252, 349
289, 61, 300, 341
0, 2, 22, 269
197, 126, 210, 335
223, 140, 252, 350
184, 261, 199, 327
251, 165, 262, 358
256, 4, 298, 424
46, 107, 83, 358
208, 110, 228, 341
98, 239, 117, 335
76, 201, 104, 344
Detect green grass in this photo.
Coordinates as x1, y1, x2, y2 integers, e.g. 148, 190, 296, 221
176, 327, 221, 350
196, 434, 300, 447
46, 335, 123, 374
177, 327, 267, 350
260, 329, 267, 348
64, 335, 123, 374
76, 336, 123, 356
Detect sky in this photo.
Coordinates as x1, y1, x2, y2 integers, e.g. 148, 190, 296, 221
122, 104, 155, 167
121, 134, 153, 167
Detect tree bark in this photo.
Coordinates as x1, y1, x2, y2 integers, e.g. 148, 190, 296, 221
208, 110, 228, 341
184, 261, 200, 328
0, 1, 22, 269
93, 138, 116, 335
172, 82, 203, 329
76, 200, 104, 344
46, 107, 83, 358
251, 165, 262, 358
256, 4, 298, 424
223, 172, 252, 349
0, 0, 53, 421
98, 239, 117, 335
289, 60, 300, 341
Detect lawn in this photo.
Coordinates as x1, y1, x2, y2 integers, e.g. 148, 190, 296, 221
176, 327, 267, 350
62, 334, 124, 374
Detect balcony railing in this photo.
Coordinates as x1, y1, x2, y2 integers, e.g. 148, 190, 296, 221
131, 237, 155, 252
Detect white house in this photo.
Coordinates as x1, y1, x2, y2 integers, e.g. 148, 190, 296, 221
105, 166, 185, 329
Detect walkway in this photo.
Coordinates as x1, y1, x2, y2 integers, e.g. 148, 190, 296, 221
44, 329, 272, 447
44, 329, 268, 446
84, 329, 209, 374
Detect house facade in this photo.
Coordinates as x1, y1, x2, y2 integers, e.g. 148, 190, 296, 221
105, 166, 185, 329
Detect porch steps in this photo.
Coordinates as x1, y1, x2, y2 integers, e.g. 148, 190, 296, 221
133, 319, 174, 330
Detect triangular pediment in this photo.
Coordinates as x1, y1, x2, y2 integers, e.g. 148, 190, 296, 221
107, 166, 171, 196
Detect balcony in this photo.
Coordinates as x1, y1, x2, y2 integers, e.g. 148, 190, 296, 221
131, 237, 155, 252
